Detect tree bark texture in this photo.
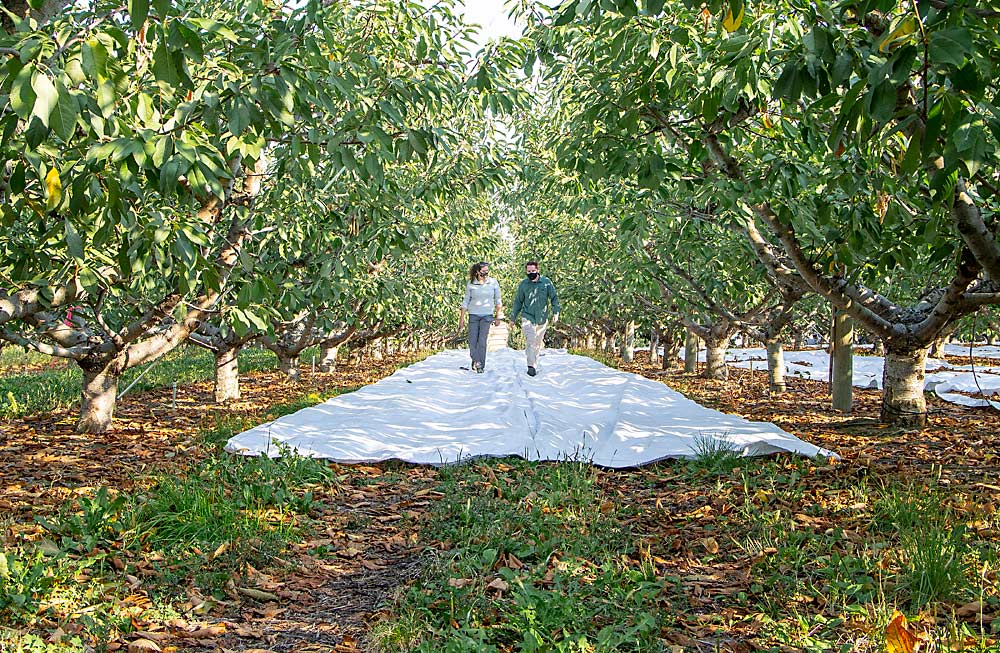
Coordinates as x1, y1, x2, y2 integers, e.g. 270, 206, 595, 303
77, 361, 123, 433
831, 309, 854, 413
703, 336, 730, 380
621, 322, 635, 363
648, 329, 660, 366
881, 347, 929, 427
319, 345, 339, 372
214, 346, 241, 403
684, 330, 699, 373
766, 339, 786, 393
279, 355, 300, 382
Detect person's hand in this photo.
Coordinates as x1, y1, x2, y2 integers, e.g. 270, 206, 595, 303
551, 313, 559, 325
492, 319, 500, 326
458, 319, 465, 331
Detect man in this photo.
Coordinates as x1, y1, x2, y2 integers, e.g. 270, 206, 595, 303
510, 260, 559, 376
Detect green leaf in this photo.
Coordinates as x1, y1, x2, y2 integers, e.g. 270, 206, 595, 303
30, 71, 58, 127
152, 0, 171, 17
65, 219, 84, 259
773, 64, 802, 101
646, 0, 665, 14
10, 64, 36, 120
129, 0, 149, 29
554, 0, 579, 26
867, 80, 896, 123
152, 38, 179, 86
50, 83, 80, 141
953, 118, 989, 176
82, 39, 109, 81
928, 27, 971, 67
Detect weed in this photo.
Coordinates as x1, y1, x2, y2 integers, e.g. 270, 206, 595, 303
688, 432, 743, 475
874, 484, 969, 607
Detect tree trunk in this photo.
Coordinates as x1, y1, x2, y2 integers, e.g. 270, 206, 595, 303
621, 322, 635, 363
663, 330, 681, 369
278, 355, 300, 382
928, 337, 945, 359
703, 336, 730, 380
872, 337, 885, 356
371, 339, 384, 361
766, 338, 786, 393
684, 330, 699, 373
318, 344, 339, 373
77, 362, 122, 433
882, 346, 929, 427
831, 309, 853, 413
214, 346, 241, 403
649, 329, 660, 366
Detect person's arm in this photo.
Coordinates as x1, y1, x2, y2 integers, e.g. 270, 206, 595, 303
460, 283, 471, 329
510, 283, 523, 323
492, 279, 503, 324
548, 280, 560, 323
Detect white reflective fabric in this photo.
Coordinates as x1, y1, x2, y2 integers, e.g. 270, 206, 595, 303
227, 349, 835, 467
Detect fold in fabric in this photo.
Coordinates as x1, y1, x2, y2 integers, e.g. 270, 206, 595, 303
227, 349, 836, 467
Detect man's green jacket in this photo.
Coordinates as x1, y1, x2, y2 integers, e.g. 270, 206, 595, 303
510, 276, 559, 325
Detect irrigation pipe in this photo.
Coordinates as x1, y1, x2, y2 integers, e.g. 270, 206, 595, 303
117, 355, 167, 399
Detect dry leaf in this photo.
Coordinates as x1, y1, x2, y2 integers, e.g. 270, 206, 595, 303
700, 537, 720, 554
956, 601, 983, 618
448, 577, 472, 588
178, 624, 226, 638
885, 611, 918, 653
210, 542, 229, 560
128, 639, 162, 653
237, 587, 279, 602
486, 578, 509, 592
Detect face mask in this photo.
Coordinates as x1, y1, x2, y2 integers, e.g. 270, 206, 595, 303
527, 271, 539, 280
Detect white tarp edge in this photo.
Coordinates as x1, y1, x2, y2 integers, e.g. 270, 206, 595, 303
226, 349, 836, 468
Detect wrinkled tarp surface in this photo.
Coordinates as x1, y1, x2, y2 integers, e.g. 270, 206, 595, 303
227, 348, 835, 467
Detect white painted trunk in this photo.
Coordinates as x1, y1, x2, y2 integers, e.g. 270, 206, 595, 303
318, 345, 339, 373
649, 329, 660, 366
279, 355, 300, 382
766, 339, 786, 393
77, 366, 121, 433
703, 337, 729, 380
371, 339, 384, 361
882, 347, 929, 427
214, 346, 241, 403
621, 322, 635, 363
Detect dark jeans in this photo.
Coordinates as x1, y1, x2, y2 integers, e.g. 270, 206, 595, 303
468, 314, 492, 368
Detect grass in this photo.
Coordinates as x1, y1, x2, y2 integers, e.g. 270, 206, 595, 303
0, 345, 304, 419
0, 351, 423, 650
0, 396, 339, 648
373, 453, 999, 652
371, 458, 671, 653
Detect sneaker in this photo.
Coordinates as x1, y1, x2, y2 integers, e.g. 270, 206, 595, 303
527, 366, 536, 376
476, 365, 485, 374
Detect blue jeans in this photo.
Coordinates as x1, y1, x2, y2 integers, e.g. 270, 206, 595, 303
468, 314, 492, 368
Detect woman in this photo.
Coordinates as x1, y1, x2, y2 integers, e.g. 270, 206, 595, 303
459, 261, 502, 373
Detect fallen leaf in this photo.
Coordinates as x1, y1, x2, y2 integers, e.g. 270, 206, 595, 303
448, 577, 472, 589
128, 639, 162, 653
700, 537, 720, 554
237, 587, 279, 602
486, 578, 509, 592
885, 611, 918, 653
956, 601, 983, 618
